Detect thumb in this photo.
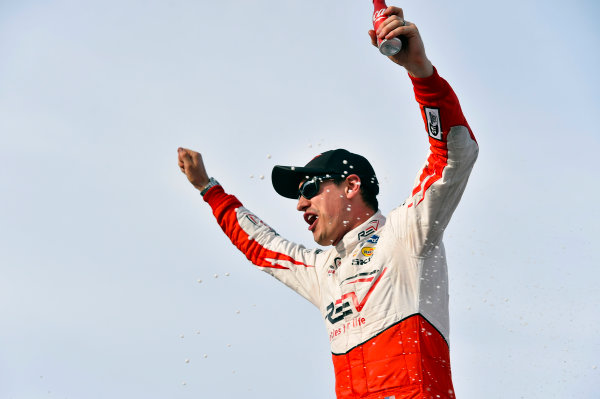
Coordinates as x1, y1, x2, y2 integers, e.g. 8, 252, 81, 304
368, 30, 378, 47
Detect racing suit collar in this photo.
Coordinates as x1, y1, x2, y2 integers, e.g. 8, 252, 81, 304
334, 210, 385, 254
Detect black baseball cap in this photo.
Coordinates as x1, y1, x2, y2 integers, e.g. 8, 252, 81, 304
271, 149, 379, 199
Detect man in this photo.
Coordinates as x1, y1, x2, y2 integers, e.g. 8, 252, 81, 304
178, 7, 478, 399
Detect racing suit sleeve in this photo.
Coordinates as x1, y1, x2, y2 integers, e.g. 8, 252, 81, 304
388, 67, 479, 256
202, 185, 324, 306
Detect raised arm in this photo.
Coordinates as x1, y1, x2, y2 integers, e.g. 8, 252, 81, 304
369, 8, 479, 256
177, 147, 326, 306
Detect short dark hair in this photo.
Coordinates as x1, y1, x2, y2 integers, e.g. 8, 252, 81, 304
360, 184, 379, 212
332, 175, 378, 212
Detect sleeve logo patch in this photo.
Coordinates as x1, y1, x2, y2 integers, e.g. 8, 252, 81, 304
239, 210, 278, 235
424, 106, 443, 141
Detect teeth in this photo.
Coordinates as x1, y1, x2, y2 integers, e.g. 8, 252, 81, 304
307, 215, 318, 224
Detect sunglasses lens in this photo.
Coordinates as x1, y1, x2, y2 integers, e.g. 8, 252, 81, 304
299, 178, 319, 199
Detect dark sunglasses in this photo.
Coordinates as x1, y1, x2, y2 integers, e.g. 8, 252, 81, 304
298, 176, 334, 199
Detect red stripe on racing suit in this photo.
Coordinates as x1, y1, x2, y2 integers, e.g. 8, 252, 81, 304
204, 186, 322, 305
207, 189, 314, 270
202, 67, 478, 398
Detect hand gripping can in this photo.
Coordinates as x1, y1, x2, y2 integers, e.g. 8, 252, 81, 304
372, 0, 402, 56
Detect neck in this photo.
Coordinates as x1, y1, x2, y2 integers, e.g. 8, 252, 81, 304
332, 203, 377, 245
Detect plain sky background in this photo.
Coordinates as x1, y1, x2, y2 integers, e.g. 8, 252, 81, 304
1, 0, 599, 398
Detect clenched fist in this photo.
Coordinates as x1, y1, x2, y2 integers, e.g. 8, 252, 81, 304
177, 147, 210, 191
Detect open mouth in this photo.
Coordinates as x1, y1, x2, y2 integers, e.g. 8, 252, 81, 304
304, 213, 319, 232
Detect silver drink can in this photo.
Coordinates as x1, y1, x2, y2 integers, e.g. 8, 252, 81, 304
379, 37, 402, 56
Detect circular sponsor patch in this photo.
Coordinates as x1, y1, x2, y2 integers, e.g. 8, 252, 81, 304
361, 247, 374, 257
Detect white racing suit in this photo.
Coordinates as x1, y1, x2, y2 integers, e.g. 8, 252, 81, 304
202, 68, 478, 399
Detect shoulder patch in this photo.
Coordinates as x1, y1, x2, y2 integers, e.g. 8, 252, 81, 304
424, 106, 443, 141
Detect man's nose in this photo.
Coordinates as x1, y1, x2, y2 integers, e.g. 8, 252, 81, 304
297, 195, 310, 211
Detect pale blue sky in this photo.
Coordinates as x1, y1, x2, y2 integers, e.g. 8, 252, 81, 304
1, 1, 599, 398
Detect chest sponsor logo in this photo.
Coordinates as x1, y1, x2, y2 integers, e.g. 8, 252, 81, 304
352, 257, 371, 266
329, 315, 367, 341
424, 106, 443, 141
361, 247, 375, 257
357, 220, 380, 240
366, 234, 380, 244
325, 267, 388, 325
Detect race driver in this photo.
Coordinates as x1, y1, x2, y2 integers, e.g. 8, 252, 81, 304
177, 7, 478, 399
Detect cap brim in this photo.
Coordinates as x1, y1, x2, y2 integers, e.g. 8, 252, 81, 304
271, 165, 326, 199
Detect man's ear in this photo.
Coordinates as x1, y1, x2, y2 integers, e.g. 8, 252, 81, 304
345, 174, 362, 199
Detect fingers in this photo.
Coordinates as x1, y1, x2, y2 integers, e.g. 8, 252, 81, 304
178, 147, 201, 175
377, 7, 409, 41
178, 149, 185, 172
384, 6, 404, 19
376, 15, 409, 41
178, 147, 192, 172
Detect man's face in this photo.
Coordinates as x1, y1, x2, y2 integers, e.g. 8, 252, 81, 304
296, 178, 350, 246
